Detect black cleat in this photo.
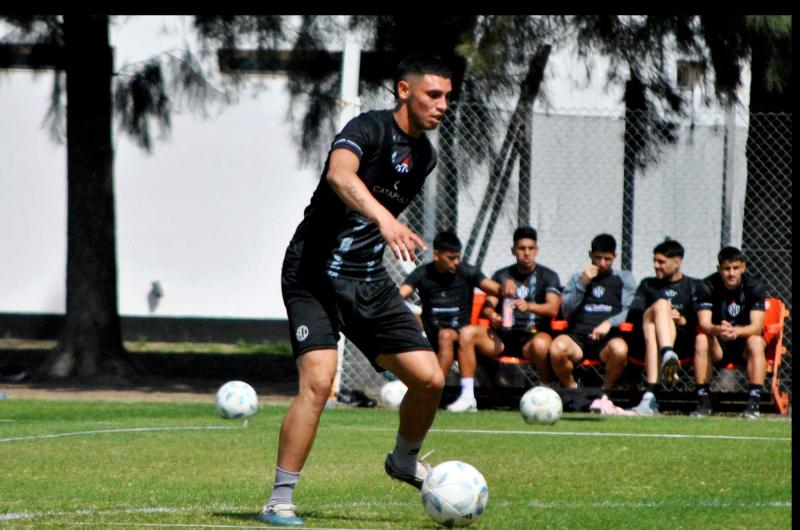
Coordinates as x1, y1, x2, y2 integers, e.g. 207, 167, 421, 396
384, 453, 431, 490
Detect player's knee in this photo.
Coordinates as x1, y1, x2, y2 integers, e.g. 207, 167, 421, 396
301, 373, 334, 406
652, 298, 671, 313
531, 335, 551, 356
694, 333, 709, 353
608, 339, 628, 360
422, 368, 445, 393
438, 328, 458, 346
459, 325, 479, 344
549, 337, 566, 357
746, 335, 767, 355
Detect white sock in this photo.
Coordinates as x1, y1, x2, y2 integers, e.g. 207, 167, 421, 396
266, 466, 301, 508
392, 433, 423, 473
460, 378, 475, 401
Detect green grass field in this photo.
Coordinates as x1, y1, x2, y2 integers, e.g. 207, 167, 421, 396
0, 399, 791, 529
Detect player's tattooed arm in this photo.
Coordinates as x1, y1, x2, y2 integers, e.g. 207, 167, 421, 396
327, 148, 426, 261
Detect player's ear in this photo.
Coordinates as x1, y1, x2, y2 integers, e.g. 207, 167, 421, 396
396, 79, 411, 102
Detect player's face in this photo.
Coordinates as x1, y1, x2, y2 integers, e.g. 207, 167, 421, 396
399, 74, 452, 133
434, 249, 461, 274
512, 238, 538, 271
590, 251, 616, 275
718, 259, 745, 290
653, 253, 681, 280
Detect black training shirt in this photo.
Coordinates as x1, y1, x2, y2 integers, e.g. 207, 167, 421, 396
491, 264, 562, 333
630, 275, 698, 328
694, 272, 766, 326
287, 110, 437, 281
404, 262, 486, 329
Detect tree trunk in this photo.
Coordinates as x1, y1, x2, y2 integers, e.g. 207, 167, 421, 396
621, 73, 647, 272
39, 15, 131, 381
434, 114, 459, 233
464, 45, 550, 266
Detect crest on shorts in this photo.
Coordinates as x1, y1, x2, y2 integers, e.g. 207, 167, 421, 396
296, 325, 310, 342
726, 302, 741, 318
592, 286, 605, 298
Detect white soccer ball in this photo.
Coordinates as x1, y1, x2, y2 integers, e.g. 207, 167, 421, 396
421, 460, 489, 527
520, 386, 562, 425
215, 380, 258, 419
380, 380, 408, 410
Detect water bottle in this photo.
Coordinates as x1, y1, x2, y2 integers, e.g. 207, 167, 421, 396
502, 298, 514, 329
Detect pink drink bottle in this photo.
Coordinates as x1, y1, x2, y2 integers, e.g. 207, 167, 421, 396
502, 298, 514, 329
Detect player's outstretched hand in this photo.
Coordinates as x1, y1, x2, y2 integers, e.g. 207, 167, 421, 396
380, 217, 426, 262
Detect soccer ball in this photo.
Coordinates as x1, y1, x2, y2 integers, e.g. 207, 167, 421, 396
215, 380, 258, 419
380, 380, 408, 410
421, 460, 489, 527
519, 386, 562, 425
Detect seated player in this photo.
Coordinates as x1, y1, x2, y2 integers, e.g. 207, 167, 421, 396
456, 226, 562, 412
628, 239, 698, 416
548, 233, 636, 393
692, 246, 768, 420
399, 230, 501, 409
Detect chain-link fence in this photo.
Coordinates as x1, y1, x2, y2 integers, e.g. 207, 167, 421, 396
337, 103, 792, 408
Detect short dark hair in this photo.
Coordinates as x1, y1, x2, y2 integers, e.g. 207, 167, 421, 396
653, 238, 684, 259
718, 246, 746, 264
394, 53, 452, 93
513, 226, 538, 245
591, 233, 617, 254
433, 230, 462, 252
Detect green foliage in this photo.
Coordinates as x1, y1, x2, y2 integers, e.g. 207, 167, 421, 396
0, 400, 791, 529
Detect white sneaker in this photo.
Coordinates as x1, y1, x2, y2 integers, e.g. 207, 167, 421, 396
446, 396, 478, 413
257, 502, 304, 526
630, 391, 659, 416
660, 350, 679, 383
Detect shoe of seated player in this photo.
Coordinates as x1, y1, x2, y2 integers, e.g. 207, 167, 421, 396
691, 397, 713, 417
630, 391, 659, 416
446, 396, 478, 413
740, 399, 761, 420
257, 503, 304, 527
384, 453, 432, 490
660, 350, 680, 383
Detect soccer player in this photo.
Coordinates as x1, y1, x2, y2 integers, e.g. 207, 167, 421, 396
259, 54, 453, 526
399, 230, 502, 406
455, 226, 562, 411
629, 239, 697, 416
548, 233, 636, 392
692, 246, 768, 419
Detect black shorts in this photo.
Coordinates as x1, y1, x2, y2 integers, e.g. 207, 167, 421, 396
673, 327, 696, 359
565, 330, 622, 361
422, 321, 462, 353
281, 249, 432, 368
498, 329, 536, 358
718, 338, 747, 365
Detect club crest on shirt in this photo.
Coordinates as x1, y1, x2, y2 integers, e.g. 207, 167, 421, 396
296, 325, 310, 342
726, 302, 741, 318
663, 288, 678, 299
517, 285, 530, 299
395, 156, 411, 174
592, 286, 605, 298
